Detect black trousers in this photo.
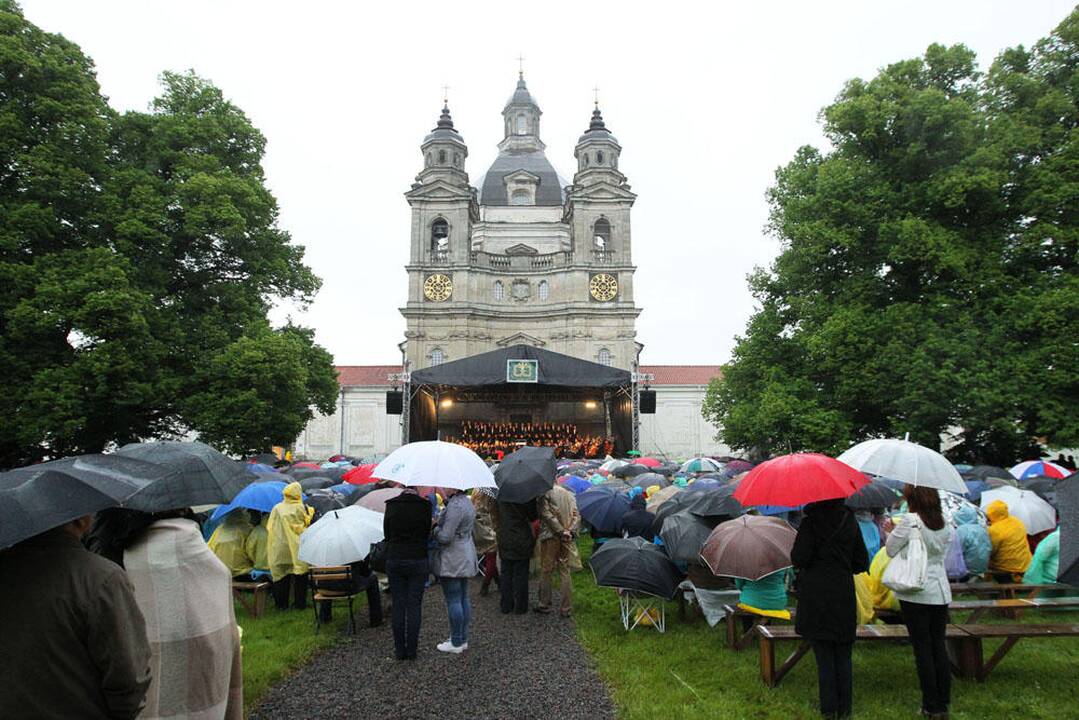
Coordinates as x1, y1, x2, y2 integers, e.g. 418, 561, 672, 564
386, 558, 428, 659
810, 640, 853, 718
272, 573, 308, 610
499, 557, 530, 614
900, 600, 951, 714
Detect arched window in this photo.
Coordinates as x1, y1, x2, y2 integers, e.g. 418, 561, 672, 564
431, 218, 449, 255
425, 153, 432, 168
438, 149, 447, 164
593, 218, 611, 249
583, 154, 590, 167
430, 347, 444, 366
516, 114, 528, 134
596, 150, 605, 165
538, 280, 549, 301
494, 281, 504, 301
598, 348, 612, 366
453, 152, 461, 167
510, 189, 531, 206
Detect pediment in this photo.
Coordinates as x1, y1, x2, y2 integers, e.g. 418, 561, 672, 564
503, 169, 541, 185
405, 180, 473, 201
569, 180, 637, 202
496, 332, 546, 347
504, 243, 538, 255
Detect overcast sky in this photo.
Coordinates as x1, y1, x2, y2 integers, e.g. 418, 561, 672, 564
20, 0, 1075, 366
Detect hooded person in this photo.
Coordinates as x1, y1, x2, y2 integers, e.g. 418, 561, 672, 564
207, 511, 254, 580
863, 546, 899, 614
986, 499, 1032, 582
953, 504, 990, 578
619, 492, 656, 541
854, 509, 881, 558
1023, 528, 1060, 585
266, 482, 314, 610
245, 512, 270, 576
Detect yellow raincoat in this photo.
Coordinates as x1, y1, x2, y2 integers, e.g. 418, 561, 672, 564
866, 547, 899, 612
246, 514, 270, 571
207, 511, 253, 577
986, 500, 1032, 577
266, 483, 314, 582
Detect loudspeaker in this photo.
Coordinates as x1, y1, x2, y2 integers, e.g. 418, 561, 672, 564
639, 390, 656, 414
385, 390, 403, 415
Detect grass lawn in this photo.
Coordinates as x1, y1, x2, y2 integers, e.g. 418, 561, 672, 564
571, 541, 1079, 720
236, 602, 347, 715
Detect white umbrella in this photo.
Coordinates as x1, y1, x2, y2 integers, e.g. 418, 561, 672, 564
298, 505, 384, 567
837, 438, 966, 494
372, 441, 496, 491
940, 492, 988, 528
980, 485, 1057, 535
600, 458, 628, 472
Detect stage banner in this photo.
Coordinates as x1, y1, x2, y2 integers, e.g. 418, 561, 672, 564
506, 359, 539, 383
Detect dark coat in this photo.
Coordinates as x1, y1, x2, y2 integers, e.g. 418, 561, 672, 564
791, 499, 869, 643
619, 497, 656, 541
383, 492, 432, 561
494, 498, 538, 560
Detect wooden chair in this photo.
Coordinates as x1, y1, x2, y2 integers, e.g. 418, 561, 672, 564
231, 580, 271, 618
309, 566, 358, 634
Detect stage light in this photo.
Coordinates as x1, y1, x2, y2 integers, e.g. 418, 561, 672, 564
440, 398, 454, 409
584, 400, 597, 409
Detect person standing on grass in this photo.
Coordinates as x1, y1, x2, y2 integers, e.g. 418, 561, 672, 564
267, 482, 314, 610
383, 486, 433, 660
432, 487, 477, 653
887, 486, 955, 720
790, 498, 869, 720
491, 495, 539, 615
535, 483, 580, 617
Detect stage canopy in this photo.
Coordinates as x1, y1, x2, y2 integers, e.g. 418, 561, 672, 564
410, 344, 631, 388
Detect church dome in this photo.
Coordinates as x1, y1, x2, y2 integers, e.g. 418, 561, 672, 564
476, 150, 567, 206
422, 103, 466, 147
505, 75, 539, 110
577, 106, 618, 146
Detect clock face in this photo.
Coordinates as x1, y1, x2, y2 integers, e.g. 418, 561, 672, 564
423, 273, 452, 302
589, 273, 618, 302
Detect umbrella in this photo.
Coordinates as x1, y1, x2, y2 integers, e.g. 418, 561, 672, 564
342, 464, 378, 485
115, 441, 251, 510
651, 465, 676, 477
1019, 477, 1060, 507
630, 473, 670, 491
680, 458, 722, 474
986, 476, 1018, 488
1058, 473, 1079, 584
305, 490, 347, 521
298, 476, 338, 492
655, 485, 743, 526
940, 492, 987, 528
559, 475, 592, 495
646, 485, 682, 513
247, 453, 279, 466
293, 461, 321, 469
722, 460, 755, 478
980, 486, 1057, 535
734, 453, 869, 507
837, 439, 966, 494
1011, 460, 1068, 480
600, 458, 628, 473
298, 505, 385, 567
287, 465, 349, 482
637, 457, 662, 468
0, 455, 162, 549
208, 480, 299, 523
372, 441, 495, 491
658, 511, 714, 563
245, 463, 279, 476
355, 487, 404, 513
494, 446, 556, 503
327, 483, 359, 496
963, 479, 991, 504
844, 480, 901, 510
965, 465, 1014, 482
589, 536, 684, 600
700, 514, 797, 580
578, 487, 632, 533
612, 463, 650, 478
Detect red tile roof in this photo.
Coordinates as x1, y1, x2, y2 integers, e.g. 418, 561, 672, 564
639, 365, 723, 386
334, 364, 721, 387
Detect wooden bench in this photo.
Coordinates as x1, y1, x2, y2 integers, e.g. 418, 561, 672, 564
724, 604, 795, 650
232, 580, 271, 618
949, 596, 1079, 622
756, 624, 969, 687
947, 624, 1079, 682
950, 582, 1062, 599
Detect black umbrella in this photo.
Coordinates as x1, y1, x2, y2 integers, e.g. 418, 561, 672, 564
0, 455, 172, 549
612, 463, 650, 478
844, 480, 901, 510
247, 453, 280, 466
1058, 473, 1079, 584
1019, 477, 1059, 507
306, 490, 347, 522
966, 465, 1013, 481
651, 465, 677, 477
630, 473, 670, 490
299, 476, 338, 492
115, 440, 251, 510
286, 465, 349, 482
590, 536, 684, 600
658, 511, 713, 563
494, 446, 556, 504
655, 485, 744, 526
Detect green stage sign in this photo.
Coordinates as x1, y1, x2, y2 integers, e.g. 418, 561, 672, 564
506, 359, 538, 383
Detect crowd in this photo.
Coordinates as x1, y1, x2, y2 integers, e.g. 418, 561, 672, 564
448, 420, 614, 459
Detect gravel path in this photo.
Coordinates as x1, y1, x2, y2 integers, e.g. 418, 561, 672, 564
251, 579, 616, 720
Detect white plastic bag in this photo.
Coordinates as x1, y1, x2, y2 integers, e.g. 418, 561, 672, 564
883, 522, 928, 593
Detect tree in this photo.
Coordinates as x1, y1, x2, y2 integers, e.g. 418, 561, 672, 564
0, 2, 337, 465
705, 11, 1078, 464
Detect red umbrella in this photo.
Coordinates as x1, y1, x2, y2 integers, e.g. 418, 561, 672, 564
293, 461, 321, 469
343, 463, 378, 485
637, 457, 662, 468
733, 453, 868, 507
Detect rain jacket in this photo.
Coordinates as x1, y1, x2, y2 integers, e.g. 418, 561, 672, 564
432, 492, 478, 578
954, 504, 990, 576
734, 569, 789, 611
986, 500, 1032, 576
864, 546, 899, 612
886, 513, 954, 606
538, 484, 580, 542
207, 512, 254, 577
1023, 529, 1060, 584
245, 515, 270, 571
266, 483, 314, 581
471, 492, 498, 555
492, 498, 539, 560
619, 495, 657, 542
856, 511, 881, 558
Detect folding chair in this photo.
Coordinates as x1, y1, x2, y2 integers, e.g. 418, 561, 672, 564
618, 589, 666, 633
309, 565, 358, 634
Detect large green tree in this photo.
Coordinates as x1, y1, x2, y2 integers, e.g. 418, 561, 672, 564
704, 11, 1078, 464
0, 2, 337, 466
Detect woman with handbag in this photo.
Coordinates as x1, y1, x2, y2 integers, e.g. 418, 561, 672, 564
432, 487, 477, 653
886, 485, 955, 720
791, 498, 869, 719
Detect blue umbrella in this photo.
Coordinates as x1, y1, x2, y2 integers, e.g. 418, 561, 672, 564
684, 477, 724, 493
561, 475, 592, 495
245, 463, 279, 475
755, 504, 803, 516
963, 479, 990, 504
328, 482, 359, 496
210, 481, 296, 524
578, 486, 632, 533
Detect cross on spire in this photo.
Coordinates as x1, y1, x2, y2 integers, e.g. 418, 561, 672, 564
441, 84, 451, 104
517, 53, 525, 78
593, 86, 600, 107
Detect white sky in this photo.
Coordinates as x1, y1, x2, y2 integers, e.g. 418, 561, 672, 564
20, 0, 1075, 366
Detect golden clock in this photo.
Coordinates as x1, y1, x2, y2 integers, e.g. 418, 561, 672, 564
423, 273, 452, 302
589, 273, 618, 302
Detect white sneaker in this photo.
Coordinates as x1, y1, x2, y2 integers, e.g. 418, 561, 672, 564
436, 640, 466, 653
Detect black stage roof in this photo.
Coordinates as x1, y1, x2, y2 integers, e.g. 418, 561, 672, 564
410, 344, 630, 388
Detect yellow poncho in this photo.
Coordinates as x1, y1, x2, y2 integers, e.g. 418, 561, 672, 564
266, 483, 314, 581
207, 511, 253, 577
246, 514, 270, 571
987, 500, 1032, 576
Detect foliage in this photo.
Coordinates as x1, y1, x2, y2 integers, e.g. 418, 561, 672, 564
0, 3, 336, 466
705, 12, 1079, 464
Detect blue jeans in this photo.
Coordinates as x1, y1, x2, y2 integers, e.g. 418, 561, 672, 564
440, 577, 471, 646
387, 558, 428, 658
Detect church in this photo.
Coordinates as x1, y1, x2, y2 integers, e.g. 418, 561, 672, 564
294, 73, 729, 460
